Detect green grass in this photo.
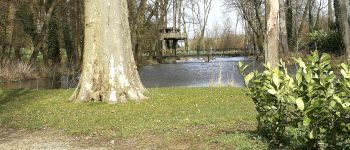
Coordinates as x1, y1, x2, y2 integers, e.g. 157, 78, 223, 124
0, 87, 267, 149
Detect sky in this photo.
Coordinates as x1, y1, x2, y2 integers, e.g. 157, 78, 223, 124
183, 0, 244, 38
207, 0, 243, 34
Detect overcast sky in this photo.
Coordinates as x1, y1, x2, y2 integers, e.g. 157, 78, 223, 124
208, 0, 243, 32
184, 0, 244, 38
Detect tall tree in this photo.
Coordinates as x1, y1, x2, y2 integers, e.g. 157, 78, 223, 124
285, 0, 294, 49
328, 0, 333, 30
297, 0, 312, 38
224, 0, 266, 58
71, 0, 147, 103
279, 0, 289, 55
266, 0, 280, 67
308, 0, 315, 33
1, 0, 17, 62
189, 0, 213, 55
29, 0, 62, 64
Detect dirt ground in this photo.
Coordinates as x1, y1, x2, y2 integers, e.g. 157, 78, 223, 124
0, 128, 174, 150
0, 128, 115, 150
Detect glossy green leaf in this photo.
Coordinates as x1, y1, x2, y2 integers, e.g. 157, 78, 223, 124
303, 117, 311, 126
244, 72, 254, 86
272, 73, 280, 88
309, 130, 315, 139
296, 98, 304, 111
267, 89, 278, 95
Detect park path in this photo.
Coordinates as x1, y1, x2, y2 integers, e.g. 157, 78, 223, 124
0, 128, 111, 150
0, 128, 169, 150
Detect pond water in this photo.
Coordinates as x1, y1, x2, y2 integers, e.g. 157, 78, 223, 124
1, 57, 263, 89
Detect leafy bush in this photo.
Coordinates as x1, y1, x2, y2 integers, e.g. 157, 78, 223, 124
309, 30, 343, 54
239, 52, 350, 149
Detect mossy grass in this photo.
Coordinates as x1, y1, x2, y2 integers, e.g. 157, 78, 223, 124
0, 87, 267, 149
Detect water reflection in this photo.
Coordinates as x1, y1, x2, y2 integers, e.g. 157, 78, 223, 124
1, 57, 262, 89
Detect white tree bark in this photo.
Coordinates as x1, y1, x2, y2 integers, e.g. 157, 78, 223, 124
266, 0, 280, 68
71, 0, 147, 103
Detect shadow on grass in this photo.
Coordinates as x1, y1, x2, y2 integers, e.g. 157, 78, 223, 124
0, 89, 31, 107
212, 122, 293, 149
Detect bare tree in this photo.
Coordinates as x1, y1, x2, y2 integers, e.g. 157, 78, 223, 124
224, 0, 266, 57
189, 0, 213, 54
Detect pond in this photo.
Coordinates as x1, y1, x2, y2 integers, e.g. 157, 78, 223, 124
0, 57, 263, 89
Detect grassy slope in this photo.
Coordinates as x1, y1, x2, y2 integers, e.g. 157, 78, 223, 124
0, 88, 267, 149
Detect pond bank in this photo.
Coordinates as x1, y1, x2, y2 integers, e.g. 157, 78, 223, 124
1, 57, 252, 89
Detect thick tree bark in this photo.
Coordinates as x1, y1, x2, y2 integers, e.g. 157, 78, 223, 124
71, 0, 147, 103
335, 0, 350, 61
266, 0, 280, 68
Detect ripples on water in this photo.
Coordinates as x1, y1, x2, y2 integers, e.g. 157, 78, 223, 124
1, 57, 263, 89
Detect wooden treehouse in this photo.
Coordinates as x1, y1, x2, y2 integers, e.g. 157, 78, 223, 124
155, 0, 188, 63
157, 27, 188, 62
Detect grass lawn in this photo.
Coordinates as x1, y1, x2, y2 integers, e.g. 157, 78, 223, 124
0, 87, 267, 149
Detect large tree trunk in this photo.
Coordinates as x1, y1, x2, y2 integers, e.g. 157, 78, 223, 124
71, 0, 147, 103
335, 0, 350, 61
266, 0, 280, 68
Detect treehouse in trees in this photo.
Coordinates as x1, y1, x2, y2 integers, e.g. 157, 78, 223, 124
158, 27, 188, 59
160, 27, 187, 40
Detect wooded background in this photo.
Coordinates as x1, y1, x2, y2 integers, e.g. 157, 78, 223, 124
0, 0, 349, 68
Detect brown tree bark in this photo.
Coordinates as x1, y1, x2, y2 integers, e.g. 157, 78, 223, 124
279, 0, 289, 55
1, 0, 17, 62
29, 0, 61, 64
71, 0, 147, 103
328, 0, 333, 30
308, 0, 315, 33
297, 0, 312, 38
266, 0, 280, 68
73, 0, 83, 67
128, 0, 147, 64
286, 0, 294, 49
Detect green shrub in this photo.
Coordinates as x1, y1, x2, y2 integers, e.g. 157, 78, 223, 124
239, 51, 350, 149
309, 30, 343, 54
